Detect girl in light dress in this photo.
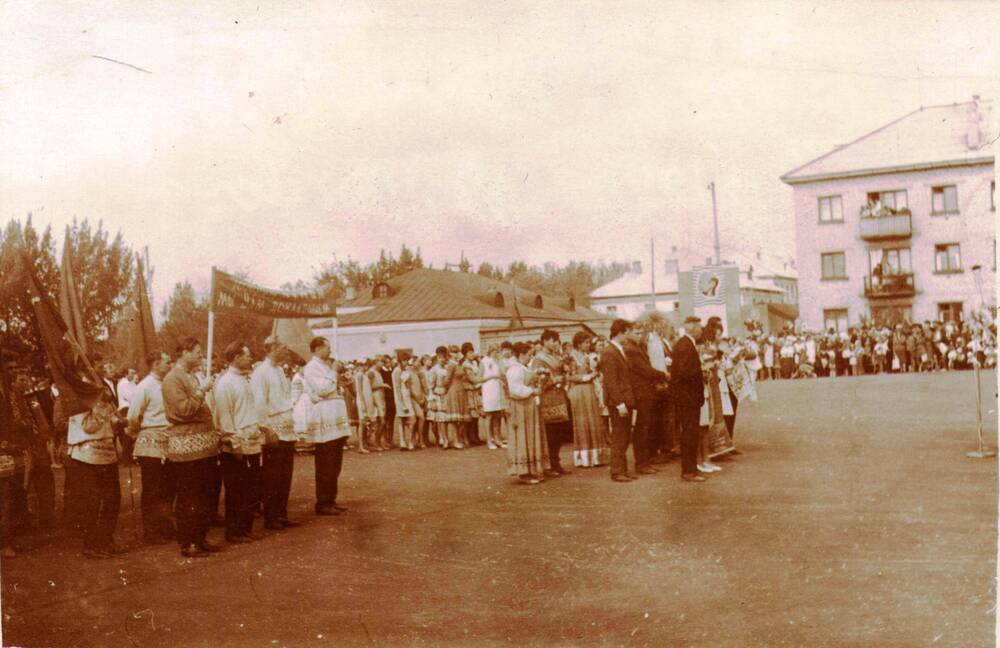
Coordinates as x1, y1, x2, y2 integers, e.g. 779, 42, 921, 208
565, 333, 609, 468
505, 342, 549, 484
479, 346, 508, 449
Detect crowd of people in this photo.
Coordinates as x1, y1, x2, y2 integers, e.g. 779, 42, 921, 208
0, 309, 767, 559
743, 313, 996, 380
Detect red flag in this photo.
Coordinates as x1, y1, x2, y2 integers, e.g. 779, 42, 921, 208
125, 254, 157, 375
21, 252, 106, 416
58, 228, 88, 357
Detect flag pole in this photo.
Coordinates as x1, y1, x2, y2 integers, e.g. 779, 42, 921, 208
207, 267, 216, 377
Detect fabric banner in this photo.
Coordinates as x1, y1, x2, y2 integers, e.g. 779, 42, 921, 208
210, 268, 335, 318
125, 254, 157, 375
678, 264, 744, 337
58, 231, 88, 356
21, 252, 107, 416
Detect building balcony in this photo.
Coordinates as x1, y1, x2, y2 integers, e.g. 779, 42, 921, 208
859, 209, 912, 240
864, 273, 915, 299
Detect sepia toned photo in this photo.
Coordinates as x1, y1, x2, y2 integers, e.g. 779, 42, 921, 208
0, 2, 997, 646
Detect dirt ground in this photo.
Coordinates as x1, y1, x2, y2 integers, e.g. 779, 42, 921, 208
2, 370, 996, 647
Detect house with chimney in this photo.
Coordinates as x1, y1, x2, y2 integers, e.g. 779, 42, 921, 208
309, 268, 612, 360
781, 97, 996, 331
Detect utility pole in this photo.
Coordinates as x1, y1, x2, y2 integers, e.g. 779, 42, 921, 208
649, 237, 656, 310
708, 181, 721, 265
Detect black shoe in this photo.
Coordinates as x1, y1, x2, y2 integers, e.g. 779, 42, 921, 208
181, 544, 211, 558
555, 466, 571, 475
315, 505, 340, 516
331, 505, 348, 513
197, 541, 224, 553
226, 534, 254, 544
279, 518, 302, 527
265, 521, 285, 531
543, 469, 561, 478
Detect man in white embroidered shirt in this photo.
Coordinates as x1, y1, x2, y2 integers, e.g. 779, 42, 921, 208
213, 341, 264, 544
251, 336, 301, 530
127, 351, 175, 544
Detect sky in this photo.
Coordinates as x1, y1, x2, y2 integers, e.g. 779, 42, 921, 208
0, 1, 996, 315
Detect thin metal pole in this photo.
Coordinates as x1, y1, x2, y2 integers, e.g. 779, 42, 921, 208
709, 181, 721, 265
206, 310, 215, 377
650, 237, 656, 309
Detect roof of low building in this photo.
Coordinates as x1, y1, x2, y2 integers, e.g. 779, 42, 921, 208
329, 268, 610, 327
781, 100, 995, 184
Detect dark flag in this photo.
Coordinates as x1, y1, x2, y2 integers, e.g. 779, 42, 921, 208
58, 228, 88, 357
21, 252, 106, 417
125, 254, 157, 375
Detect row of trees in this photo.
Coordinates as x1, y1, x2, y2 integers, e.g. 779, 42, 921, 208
313, 244, 630, 305
1, 217, 630, 376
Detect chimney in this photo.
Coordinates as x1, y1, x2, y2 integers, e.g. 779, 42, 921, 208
966, 95, 983, 150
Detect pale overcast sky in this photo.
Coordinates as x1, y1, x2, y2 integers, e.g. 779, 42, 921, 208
1, 1, 995, 313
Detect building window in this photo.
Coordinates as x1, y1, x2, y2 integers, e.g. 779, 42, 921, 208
866, 190, 908, 209
606, 305, 617, 314
934, 243, 962, 273
821, 252, 847, 280
868, 247, 912, 276
938, 302, 963, 322
823, 308, 848, 333
493, 292, 505, 308
931, 185, 958, 214
373, 283, 390, 298
818, 195, 843, 223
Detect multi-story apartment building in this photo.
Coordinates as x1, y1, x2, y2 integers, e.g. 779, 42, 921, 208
781, 98, 996, 331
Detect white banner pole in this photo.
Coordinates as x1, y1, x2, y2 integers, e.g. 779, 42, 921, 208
206, 310, 215, 378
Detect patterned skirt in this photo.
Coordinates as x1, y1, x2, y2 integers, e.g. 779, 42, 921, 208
441, 384, 471, 422
567, 383, 610, 467
506, 397, 549, 477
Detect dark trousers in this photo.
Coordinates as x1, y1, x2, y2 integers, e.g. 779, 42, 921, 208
648, 397, 669, 456
173, 456, 218, 548
137, 457, 176, 540
63, 460, 85, 537
262, 441, 295, 523
724, 394, 739, 441
209, 458, 223, 519
71, 459, 120, 551
221, 453, 261, 538
609, 410, 632, 477
677, 401, 701, 476
8, 462, 56, 534
314, 438, 346, 509
632, 399, 656, 468
544, 420, 571, 470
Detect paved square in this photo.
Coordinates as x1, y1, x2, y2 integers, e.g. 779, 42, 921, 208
3, 371, 996, 647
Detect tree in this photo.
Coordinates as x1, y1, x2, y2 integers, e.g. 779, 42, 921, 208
64, 218, 134, 348
0, 216, 59, 374
158, 280, 208, 356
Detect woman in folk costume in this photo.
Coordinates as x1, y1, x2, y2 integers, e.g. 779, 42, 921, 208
531, 329, 572, 476
366, 360, 391, 451
391, 354, 416, 451
353, 361, 377, 453
479, 346, 507, 449
460, 343, 485, 447
421, 354, 442, 448
427, 349, 450, 448
697, 319, 733, 473
441, 345, 471, 449
302, 338, 352, 516
566, 332, 610, 467
505, 342, 549, 484
405, 356, 428, 449
720, 338, 756, 451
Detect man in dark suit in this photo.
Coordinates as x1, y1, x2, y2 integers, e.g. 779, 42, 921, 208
599, 319, 637, 482
624, 327, 668, 476
670, 316, 707, 482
